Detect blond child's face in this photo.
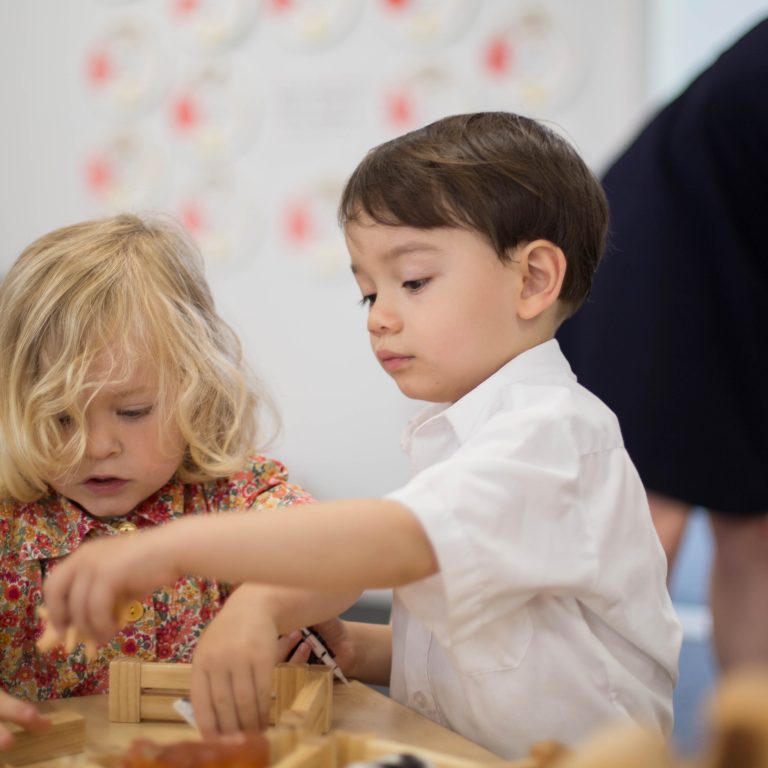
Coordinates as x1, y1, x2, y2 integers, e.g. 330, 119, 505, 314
346, 217, 528, 403
47, 357, 185, 518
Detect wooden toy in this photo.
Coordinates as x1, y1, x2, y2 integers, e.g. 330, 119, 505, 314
1, 710, 86, 766
108, 659, 333, 735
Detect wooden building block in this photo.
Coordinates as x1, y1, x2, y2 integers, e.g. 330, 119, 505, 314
1, 710, 85, 766
109, 659, 333, 734
109, 658, 142, 722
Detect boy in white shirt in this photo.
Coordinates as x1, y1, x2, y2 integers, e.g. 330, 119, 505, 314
43, 111, 681, 759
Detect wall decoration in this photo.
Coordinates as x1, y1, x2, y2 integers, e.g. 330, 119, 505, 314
84, 18, 169, 118
168, 0, 260, 53
280, 176, 348, 275
374, 0, 479, 50
380, 64, 475, 134
264, 0, 363, 50
172, 173, 263, 270
83, 132, 168, 210
479, 2, 587, 113
168, 61, 263, 165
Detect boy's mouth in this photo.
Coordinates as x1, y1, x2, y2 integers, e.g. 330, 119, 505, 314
377, 349, 413, 372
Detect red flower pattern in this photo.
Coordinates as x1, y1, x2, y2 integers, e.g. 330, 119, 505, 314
0, 456, 312, 700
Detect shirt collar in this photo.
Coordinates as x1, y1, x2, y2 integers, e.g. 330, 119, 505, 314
403, 339, 575, 448
13, 477, 186, 562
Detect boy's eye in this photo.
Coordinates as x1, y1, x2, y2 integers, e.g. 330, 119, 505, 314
403, 278, 430, 292
117, 406, 153, 420
358, 294, 376, 307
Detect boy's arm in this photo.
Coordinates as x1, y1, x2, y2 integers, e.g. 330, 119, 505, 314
191, 583, 360, 736
43, 498, 435, 643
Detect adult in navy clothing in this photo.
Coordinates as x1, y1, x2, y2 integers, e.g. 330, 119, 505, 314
557, 18, 768, 671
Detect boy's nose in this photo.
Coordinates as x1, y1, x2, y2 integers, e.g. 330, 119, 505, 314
367, 297, 402, 335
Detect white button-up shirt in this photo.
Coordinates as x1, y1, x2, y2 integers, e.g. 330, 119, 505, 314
387, 340, 681, 759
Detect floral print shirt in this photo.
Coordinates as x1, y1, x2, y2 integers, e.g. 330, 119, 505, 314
0, 455, 312, 700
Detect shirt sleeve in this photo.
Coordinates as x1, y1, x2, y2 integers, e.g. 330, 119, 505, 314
387, 400, 605, 647
216, 455, 315, 512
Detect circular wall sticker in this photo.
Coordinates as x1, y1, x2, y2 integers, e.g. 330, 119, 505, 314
84, 18, 169, 118
168, 0, 260, 52
264, 0, 362, 50
374, 0, 479, 50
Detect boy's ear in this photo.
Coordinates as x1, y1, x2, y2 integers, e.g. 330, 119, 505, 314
516, 240, 567, 320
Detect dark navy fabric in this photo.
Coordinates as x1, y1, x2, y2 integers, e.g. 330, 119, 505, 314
557, 18, 768, 513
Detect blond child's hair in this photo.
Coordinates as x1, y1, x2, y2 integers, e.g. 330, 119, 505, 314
0, 213, 271, 501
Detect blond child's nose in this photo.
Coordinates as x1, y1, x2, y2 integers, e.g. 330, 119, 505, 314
85, 424, 121, 459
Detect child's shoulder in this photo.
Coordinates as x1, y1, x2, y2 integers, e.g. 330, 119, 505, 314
202, 454, 313, 511
492, 376, 624, 456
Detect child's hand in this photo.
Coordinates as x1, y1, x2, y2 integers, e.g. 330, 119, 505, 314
190, 588, 294, 737
190, 585, 360, 737
42, 528, 179, 644
293, 617, 356, 679
0, 690, 51, 750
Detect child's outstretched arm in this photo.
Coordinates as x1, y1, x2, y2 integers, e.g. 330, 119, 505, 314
0, 689, 51, 749
43, 499, 436, 644
190, 583, 361, 737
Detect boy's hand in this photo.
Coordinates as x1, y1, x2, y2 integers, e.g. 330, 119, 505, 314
190, 589, 302, 737
295, 618, 356, 680
0, 690, 51, 750
42, 528, 179, 644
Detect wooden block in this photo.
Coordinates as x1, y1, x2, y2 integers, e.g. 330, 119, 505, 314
1, 710, 85, 766
139, 694, 186, 723
279, 672, 332, 735
108, 660, 332, 733
266, 726, 302, 763
109, 658, 142, 723
139, 662, 192, 693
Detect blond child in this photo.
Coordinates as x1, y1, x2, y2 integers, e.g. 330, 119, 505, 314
0, 214, 323, 710
42, 114, 682, 759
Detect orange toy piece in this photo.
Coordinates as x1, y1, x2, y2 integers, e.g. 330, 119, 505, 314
120, 735, 270, 768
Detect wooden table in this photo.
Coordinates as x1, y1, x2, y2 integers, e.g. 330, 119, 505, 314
26, 682, 503, 766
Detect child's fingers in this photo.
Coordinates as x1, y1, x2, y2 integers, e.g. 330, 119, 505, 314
206, 670, 241, 735
190, 667, 219, 739
41, 563, 75, 634
276, 630, 303, 663
287, 640, 311, 664
84, 580, 122, 643
231, 669, 261, 733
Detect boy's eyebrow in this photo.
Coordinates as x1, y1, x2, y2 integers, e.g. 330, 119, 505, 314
350, 241, 442, 273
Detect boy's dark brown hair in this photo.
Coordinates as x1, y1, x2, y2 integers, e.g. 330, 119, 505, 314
338, 111, 608, 314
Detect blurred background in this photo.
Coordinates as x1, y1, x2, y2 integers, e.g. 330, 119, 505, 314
2, 0, 767, 755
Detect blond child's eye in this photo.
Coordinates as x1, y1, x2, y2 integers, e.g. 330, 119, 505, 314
118, 406, 153, 420
57, 414, 73, 428
403, 278, 430, 292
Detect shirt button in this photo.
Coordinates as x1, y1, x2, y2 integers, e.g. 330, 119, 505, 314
411, 691, 428, 710
117, 521, 138, 534
125, 601, 144, 622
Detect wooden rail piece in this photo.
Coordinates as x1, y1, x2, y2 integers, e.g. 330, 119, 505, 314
1, 710, 86, 766
268, 731, 535, 768
108, 659, 333, 734
331, 731, 534, 768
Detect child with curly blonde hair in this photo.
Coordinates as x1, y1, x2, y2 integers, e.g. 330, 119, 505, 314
0, 213, 315, 705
